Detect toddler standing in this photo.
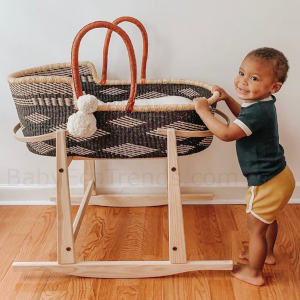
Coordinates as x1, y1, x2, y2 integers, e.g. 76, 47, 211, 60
194, 47, 295, 286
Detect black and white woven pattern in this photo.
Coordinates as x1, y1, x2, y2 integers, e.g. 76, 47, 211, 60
10, 64, 216, 159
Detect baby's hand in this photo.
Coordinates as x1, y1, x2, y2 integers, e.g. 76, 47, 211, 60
212, 85, 230, 102
193, 97, 210, 114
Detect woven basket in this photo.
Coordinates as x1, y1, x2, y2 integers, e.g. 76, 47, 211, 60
8, 18, 226, 159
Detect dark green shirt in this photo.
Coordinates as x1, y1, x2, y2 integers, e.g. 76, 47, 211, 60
234, 95, 286, 186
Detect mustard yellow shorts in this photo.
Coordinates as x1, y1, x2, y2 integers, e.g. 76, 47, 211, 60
245, 165, 295, 224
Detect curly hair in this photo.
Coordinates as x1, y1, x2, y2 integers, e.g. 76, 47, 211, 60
246, 47, 289, 83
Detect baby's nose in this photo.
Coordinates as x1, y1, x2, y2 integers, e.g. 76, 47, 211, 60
240, 78, 247, 85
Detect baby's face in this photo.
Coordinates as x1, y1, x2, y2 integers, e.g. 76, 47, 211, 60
234, 57, 280, 101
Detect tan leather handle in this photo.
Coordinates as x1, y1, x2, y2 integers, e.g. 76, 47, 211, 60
71, 21, 137, 113
101, 16, 148, 86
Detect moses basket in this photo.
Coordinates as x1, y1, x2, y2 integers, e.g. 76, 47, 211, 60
8, 18, 228, 159
7, 18, 233, 278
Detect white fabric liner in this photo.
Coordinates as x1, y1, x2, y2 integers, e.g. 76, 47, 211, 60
98, 96, 193, 106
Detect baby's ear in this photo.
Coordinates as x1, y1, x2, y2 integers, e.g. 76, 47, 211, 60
271, 82, 283, 94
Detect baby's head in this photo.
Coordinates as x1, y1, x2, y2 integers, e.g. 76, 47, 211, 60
234, 47, 289, 101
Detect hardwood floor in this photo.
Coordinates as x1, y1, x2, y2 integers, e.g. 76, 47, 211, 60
0, 204, 299, 300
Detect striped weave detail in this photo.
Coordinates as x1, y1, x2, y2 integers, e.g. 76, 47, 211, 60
100, 87, 128, 95
178, 88, 200, 97
49, 123, 68, 132
9, 83, 73, 97
13, 98, 36, 106
102, 143, 158, 158
67, 146, 97, 156
146, 130, 187, 141
68, 129, 111, 142
109, 116, 146, 128
136, 92, 169, 99
13, 97, 73, 107
146, 121, 207, 143
28, 142, 56, 155
81, 75, 96, 83
163, 144, 196, 154
25, 113, 51, 124
176, 145, 196, 154
199, 136, 213, 146
25, 66, 91, 77
166, 121, 206, 131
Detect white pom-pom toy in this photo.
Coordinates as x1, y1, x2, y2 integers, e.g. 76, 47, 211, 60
77, 94, 99, 113
67, 94, 100, 137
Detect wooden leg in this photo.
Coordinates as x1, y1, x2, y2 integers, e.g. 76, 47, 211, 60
165, 159, 168, 195
167, 128, 187, 264
56, 130, 75, 264
84, 160, 97, 196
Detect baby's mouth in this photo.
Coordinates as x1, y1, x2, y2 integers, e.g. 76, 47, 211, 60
238, 87, 249, 94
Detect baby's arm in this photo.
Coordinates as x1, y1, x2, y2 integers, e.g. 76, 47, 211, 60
193, 98, 246, 142
212, 85, 241, 118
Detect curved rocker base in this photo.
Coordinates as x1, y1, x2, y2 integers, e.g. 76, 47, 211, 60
12, 260, 233, 278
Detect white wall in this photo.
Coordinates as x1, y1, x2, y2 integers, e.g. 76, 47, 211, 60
0, 0, 299, 203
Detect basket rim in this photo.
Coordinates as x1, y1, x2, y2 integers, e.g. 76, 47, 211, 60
7, 61, 216, 112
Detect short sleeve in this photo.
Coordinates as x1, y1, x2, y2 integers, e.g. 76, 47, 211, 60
233, 105, 265, 136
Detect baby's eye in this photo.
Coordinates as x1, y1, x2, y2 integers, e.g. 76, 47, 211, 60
250, 76, 258, 81
239, 71, 244, 76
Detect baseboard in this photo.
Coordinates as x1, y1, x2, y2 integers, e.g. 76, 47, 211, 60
0, 182, 299, 205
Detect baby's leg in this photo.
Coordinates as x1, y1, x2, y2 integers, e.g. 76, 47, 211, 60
232, 213, 268, 286
265, 220, 277, 264
239, 219, 277, 265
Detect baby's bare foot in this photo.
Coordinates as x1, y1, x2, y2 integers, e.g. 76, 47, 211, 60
265, 255, 276, 265
239, 249, 276, 265
231, 262, 265, 286
239, 249, 249, 260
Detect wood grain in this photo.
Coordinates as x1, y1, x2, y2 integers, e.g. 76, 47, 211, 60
56, 130, 75, 264
1, 205, 300, 299
167, 128, 187, 263
0, 206, 56, 300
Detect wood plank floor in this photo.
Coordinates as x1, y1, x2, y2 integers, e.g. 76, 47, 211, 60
0, 204, 300, 300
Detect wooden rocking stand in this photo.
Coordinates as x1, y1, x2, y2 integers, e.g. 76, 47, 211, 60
12, 122, 233, 278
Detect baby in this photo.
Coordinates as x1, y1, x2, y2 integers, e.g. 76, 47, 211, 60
193, 47, 295, 286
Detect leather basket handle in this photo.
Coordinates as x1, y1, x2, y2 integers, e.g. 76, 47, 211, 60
101, 16, 148, 85
71, 21, 137, 113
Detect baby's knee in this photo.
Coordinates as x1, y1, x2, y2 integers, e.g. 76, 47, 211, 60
247, 215, 269, 235
248, 224, 268, 237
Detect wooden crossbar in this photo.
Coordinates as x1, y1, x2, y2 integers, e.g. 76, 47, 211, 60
50, 194, 214, 207
73, 180, 94, 241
